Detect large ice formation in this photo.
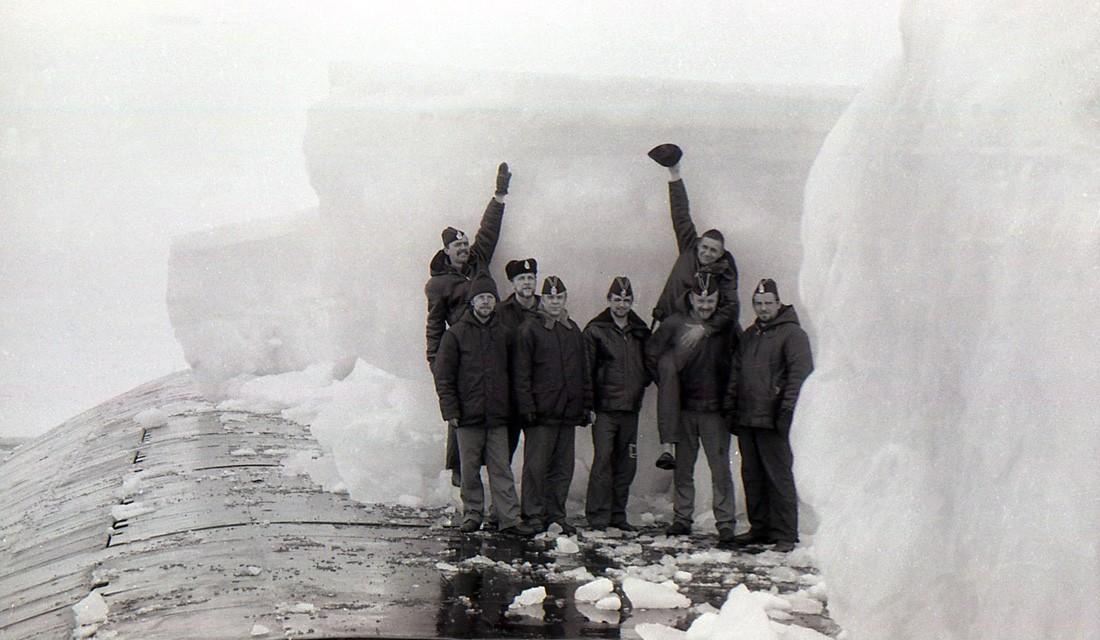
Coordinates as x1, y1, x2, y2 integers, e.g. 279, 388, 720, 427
797, 2, 1100, 637
167, 69, 848, 515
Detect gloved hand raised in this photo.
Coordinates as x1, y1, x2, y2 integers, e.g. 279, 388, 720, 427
495, 162, 512, 196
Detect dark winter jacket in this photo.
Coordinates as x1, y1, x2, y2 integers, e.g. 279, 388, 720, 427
514, 312, 592, 427
432, 310, 513, 429
645, 311, 734, 413
583, 309, 652, 413
424, 198, 505, 366
652, 179, 740, 335
497, 293, 541, 331
724, 305, 813, 429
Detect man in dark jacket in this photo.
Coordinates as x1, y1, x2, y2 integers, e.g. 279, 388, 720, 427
497, 258, 540, 331
425, 162, 512, 485
647, 145, 741, 470
583, 276, 651, 531
514, 275, 592, 534
645, 273, 737, 546
496, 257, 540, 461
433, 274, 536, 538
724, 279, 813, 552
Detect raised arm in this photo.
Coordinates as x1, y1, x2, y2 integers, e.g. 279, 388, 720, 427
667, 175, 698, 254
470, 162, 511, 266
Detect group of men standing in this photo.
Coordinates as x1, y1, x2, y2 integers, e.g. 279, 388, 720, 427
425, 146, 814, 551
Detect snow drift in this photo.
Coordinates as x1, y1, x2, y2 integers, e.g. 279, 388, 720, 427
797, 1, 1100, 637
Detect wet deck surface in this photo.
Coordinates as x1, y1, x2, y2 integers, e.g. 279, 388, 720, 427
1, 372, 839, 639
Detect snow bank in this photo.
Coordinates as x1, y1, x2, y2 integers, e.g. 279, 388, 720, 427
798, 1, 1100, 637
225, 359, 451, 506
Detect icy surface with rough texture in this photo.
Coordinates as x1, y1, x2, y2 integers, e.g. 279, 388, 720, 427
622, 577, 691, 610
798, 1, 1100, 638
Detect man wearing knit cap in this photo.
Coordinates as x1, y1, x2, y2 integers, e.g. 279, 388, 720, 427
513, 275, 593, 534
425, 162, 512, 485
645, 272, 737, 546
433, 274, 538, 538
724, 279, 813, 553
646, 144, 740, 470
583, 276, 652, 531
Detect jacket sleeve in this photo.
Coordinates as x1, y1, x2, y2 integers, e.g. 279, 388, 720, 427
779, 328, 814, 413
724, 341, 743, 415
668, 179, 698, 254
433, 330, 462, 421
706, 276, 741, 336
581, 327, 594, 414
583, 326, 600, 405
424, 280, 448, 365
471, 198, 505, 266
512, 324, 536, 416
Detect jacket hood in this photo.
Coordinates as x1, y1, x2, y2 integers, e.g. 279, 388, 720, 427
751, 304, 801, 332
586, 308, 650, 336
429, 249, 480, 277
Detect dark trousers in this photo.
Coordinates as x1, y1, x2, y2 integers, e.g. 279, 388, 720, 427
737, 427, 798, 542
673, 411, 736, 530
521, 424, 576, 527
656, 349, 693, 443
585, 411, 639, 527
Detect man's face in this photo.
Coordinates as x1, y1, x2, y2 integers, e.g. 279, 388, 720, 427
470, 293, 496, 321
608, 293, 633, 320
689, 291, 720, 320
752, 292, 781, 323
512, 273, 537, 298
696, 237, 724, 266
542, 292, 567, 318
444, 238, 470, 267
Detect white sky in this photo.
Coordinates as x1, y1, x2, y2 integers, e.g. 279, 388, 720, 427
0, 1, 903, 437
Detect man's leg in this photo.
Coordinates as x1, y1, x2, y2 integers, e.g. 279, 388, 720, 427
656, 354, 683, 445
737, 430, 771, 537
506, 422, 522, 462
757, 428, 799, 542
697, 412, 737, 532
585, 413, 617, 528
672, 412, 702, 527
484, 426, 523, 529
546, 425, 576, 525
610, 411, 639, 526
446, 424, 461, 486
521, 425, 554, 529
456, 427, 487, 527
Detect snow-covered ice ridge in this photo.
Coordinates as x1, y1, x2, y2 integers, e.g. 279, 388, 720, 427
798, 1, 1100, 638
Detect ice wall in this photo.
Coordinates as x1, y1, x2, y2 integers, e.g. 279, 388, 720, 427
167, 69, 848, 511
797, 2, 1100, 638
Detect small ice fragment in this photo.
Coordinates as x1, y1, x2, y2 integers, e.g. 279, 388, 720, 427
509, 586, 547, 609
673, 570, 692, 583
291, 602, 315, 613
435, 562, 460, 572
622, 577, 691, 609
575, 577, 614, 602
595, 594, 621, 611
555, 536, 580, 554
250, 623, 271, 636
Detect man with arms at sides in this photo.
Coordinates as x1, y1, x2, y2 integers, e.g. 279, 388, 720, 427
513, 276, 593, 535
724, 279, 813, 553
432, 274, 537, 538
